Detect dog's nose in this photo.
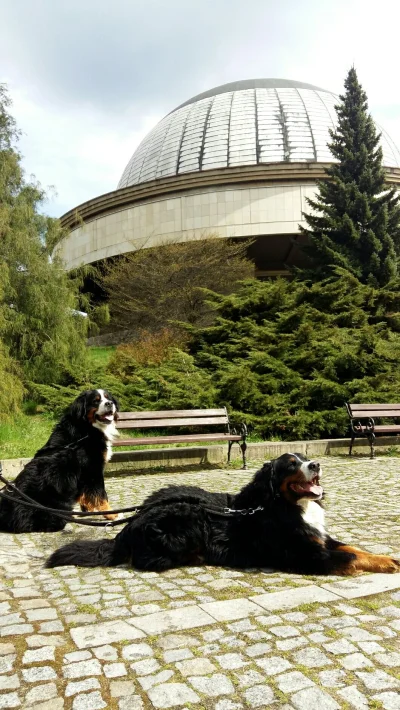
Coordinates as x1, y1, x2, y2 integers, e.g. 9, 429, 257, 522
308, 461, 320, 473
104, 401, 113, 411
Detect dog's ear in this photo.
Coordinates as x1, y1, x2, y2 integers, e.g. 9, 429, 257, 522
265, 460, 276, 499
68, 392, 88, 421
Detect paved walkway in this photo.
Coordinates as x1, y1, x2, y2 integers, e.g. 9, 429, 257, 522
0, 456, 400, 710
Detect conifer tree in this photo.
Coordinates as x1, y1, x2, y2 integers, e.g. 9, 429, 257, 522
299, 67, 400, 286
0, 85, 88, 390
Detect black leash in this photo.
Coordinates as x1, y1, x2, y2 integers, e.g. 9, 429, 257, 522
0, 469, 264, 528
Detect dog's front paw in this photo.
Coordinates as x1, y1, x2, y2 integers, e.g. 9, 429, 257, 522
103, 512, 118, 521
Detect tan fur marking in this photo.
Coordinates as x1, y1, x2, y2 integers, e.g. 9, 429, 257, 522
77, 493, 118, 521
335, 545, 400, 576
87, 407, 97, 424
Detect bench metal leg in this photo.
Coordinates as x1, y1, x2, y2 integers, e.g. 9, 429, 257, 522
227, 441, 234, 464
368, 432, 375, 459
349, 436, 355, 456
240, 441, 247, 470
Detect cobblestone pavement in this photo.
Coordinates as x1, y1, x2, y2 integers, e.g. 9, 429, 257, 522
0, 456, 400, 709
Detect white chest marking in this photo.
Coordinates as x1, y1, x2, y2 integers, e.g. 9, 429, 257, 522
93, 419, 118, 463
298, 499, 326, 536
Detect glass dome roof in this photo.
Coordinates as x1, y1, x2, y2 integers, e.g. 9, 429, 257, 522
118, 78, 400, 189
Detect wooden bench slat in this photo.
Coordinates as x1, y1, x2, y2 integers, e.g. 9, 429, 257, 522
116, 416, 229, 429
368, 425, 400, 432
117, 409, 227, 421
349, 403, 400, 410
114, 433, 242, 447
350, 410, 400, 418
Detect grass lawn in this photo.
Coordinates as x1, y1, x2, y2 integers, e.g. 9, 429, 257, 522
87, 345, 115, 367
0, 414, 54, 459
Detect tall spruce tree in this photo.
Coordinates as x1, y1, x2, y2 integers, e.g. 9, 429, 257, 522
299, 67, 400, 286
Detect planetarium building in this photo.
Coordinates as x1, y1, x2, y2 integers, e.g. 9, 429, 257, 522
59, 78, 400, 276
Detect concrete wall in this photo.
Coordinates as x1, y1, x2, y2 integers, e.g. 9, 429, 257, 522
58, 183, 317, 270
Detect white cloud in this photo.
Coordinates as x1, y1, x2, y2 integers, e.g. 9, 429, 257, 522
1, 0, 399, 217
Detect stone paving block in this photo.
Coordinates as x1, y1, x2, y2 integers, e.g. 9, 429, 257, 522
72, 691, 106, 710
163, 648, 193, 663
92, 645, 118, 661
27, 700, 64, 710
103, 662, 127, 678
199, 598, 264, 621
39, 620, 64, 633
275, 671, 314, 693
22, 646, 55, 663
19, 598, 50, 610
121, 643, 154, 662
156, 634, 201, 650
255, 656, 292, 676
188, 673, 234, 697
292, 646, 333, 667
250, 584, 341, 610
0, 692, 20, 708
25, 607, 58, 622
375, 652, 400, 667
245, 642, 272, 657
235, 669, 265, 688
356, 670, 400, 690
340, 652, 373, 670
0, 644, 15, 656
337, 684, 369, 709
0, 675, 20, 690
322, 638, 358, 655
118, 697, 144, 710
269, 625, 300, 638
64, 651, 93, 664
25, 682, 58, 704
0, 654, 15, 673
110, 681, 136, 698
291, 686, 340, 710
22, 666, 57, 682
129, 605, 215, 634
71, 620, 145, 649
63, 659, 103, 679
26, 634, 65, 647
176, 657, 217, 675
243, 684, 275, 706
215, 701, 244, 710
147, 682, 200, 708
321, 573, 400, 599
130, 658, 160, 675
318, 669, 346, 688
138, 670, 174, 691
372, 691, 400, 709
1, 623, 33, 636
65, 679, 101, 697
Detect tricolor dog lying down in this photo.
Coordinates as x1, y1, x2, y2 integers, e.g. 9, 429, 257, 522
46, 453, 400, 576
0, 390, 119, 533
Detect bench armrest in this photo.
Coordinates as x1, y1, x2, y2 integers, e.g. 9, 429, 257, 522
349, 417, 375, 435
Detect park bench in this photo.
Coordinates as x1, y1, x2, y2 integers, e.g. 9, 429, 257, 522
114, 408, 248, 468
346, 402, 400, 458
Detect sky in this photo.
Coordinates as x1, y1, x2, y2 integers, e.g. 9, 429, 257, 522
1, 0, 400, 217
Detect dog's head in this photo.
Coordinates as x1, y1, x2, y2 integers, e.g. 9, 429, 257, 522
265, 452, 323, 503
69, 389, 119, 430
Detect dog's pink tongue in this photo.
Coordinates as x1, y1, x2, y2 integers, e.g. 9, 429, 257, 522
304, 482, 323, 495
292, 482, 323, 495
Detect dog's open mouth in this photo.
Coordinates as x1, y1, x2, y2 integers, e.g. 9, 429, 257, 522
289, 477, 323, 497
95, 413, 114, 423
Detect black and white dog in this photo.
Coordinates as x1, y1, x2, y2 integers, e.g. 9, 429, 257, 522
46, 453, 400, 575
0, 389, 119, 533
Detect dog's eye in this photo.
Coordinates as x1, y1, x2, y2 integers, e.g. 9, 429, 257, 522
95, 396, 100, 403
